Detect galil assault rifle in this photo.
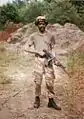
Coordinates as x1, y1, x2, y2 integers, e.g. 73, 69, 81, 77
24, 49, 70, 77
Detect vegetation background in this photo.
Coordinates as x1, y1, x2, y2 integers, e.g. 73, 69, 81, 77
0, 0, 84, 30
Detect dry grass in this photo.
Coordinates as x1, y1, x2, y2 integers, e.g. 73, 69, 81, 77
67, 51, 84, 117
0, 74, 12, 84
0, 43, 19, 84
67, 51, 84, 74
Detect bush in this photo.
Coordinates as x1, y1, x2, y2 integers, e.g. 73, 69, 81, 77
0, 0, 84, 29
22, 1, 45, 23
45, 1, 81, 25
0, 3, 21, 25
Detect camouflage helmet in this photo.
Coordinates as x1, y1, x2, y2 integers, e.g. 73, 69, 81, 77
35, 16, 48, 26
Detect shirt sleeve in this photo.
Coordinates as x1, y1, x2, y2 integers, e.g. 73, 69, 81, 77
24, 34, 34, 51
28, 35, 34, 47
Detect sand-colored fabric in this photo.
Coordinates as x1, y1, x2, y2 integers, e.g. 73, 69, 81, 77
33, 57, 55, 98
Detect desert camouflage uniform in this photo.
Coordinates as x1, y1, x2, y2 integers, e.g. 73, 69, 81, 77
26, 30, 56, 98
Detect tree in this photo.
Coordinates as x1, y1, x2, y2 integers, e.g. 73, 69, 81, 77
22, 1, 44, 23
70, 0, 84, 28
0, 0, 84, 30
44, 0, 80, 25
0, 3, 21, 25
13, 0, 25, 8
44, 0, 52, 3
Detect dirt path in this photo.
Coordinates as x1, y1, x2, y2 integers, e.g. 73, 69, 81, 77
0, 51, 72, 119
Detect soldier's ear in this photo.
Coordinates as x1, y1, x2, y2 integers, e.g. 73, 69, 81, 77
45, 20, 48, 26
35, 21, 38, 26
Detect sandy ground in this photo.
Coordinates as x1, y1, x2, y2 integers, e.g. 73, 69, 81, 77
0, 51, 76, 119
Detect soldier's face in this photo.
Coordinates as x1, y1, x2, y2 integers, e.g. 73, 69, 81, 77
37, 21, 46, 33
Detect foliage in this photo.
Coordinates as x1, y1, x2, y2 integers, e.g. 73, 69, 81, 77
0, 0, 84, 29
22, 1, 45, 23
45, 1, 80, 25
70, 0, 84, 29
0, 3, 20, 24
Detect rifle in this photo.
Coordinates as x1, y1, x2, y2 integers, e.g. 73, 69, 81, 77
43, 49, 70, 77
24, 49, 70, 77
24, 50, 42, 57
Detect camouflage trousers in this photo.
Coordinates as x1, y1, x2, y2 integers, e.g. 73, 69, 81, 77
33, 57, 55, 98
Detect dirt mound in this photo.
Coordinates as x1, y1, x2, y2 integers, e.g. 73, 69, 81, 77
75, 41, 84, 52
0, 22, 23, 42
7, 24, 37, 44
47, 23, 84, 52
7, 23, 84, 53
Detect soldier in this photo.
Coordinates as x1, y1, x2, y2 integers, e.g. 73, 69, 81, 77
25, 16, 61, 110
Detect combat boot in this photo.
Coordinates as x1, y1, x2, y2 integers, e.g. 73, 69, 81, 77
34, 96, 40, 108
48, 98, 61, 110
